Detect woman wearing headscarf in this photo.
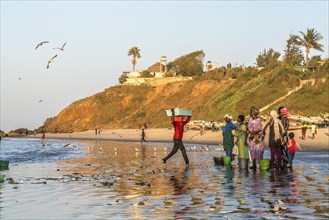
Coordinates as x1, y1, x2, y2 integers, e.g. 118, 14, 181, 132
222, 114, 236, 160
235, 115, 249, 159
263, 110, 284, 169
247, 106, 264, 170
278, 107, 290, 168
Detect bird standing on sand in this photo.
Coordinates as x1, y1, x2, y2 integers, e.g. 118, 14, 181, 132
35, 41, 50, 50
53, 42, 67, 51
47, 54, 57, 69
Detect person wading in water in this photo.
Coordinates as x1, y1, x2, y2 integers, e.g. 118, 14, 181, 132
162, 109, 191, 168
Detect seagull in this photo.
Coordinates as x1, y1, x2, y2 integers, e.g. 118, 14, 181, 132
35, 41, 50, 50
112, 132, 122, 137
47, 54, 58, 69
18, 77, 22, 80
63, 143, 77, 149
99, 146, 103, 151
39, 100, 43, 103
53, 42, 67, 51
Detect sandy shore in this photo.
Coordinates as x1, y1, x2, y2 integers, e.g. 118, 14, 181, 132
32, 127, 329, 151
2, 137, 329, 219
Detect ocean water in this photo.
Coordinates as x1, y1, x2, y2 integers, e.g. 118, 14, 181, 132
0, 139, 328, 219
0, 138, 86, 164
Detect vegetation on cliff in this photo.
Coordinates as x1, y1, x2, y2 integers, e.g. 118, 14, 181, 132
43, 28, 327, 132
44, 61, 328, 132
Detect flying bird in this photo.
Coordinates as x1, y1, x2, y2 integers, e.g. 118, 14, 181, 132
47, 54, 58, 69
18, 78, 22, 80
39, 100, 43, 103
35, 41, 50, 50
53, 42, 67, 51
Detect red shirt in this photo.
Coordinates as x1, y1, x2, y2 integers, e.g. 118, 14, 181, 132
288, 139, 296, 153
171, 115, 191, 140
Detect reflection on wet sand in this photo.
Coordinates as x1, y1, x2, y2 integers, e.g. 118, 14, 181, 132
1, 140, 328, 219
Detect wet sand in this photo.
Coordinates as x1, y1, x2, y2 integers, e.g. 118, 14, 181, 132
1, 140, 328, 219
34, 127, 329, 151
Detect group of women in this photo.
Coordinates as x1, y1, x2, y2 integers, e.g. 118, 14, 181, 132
222, 106, 290, 170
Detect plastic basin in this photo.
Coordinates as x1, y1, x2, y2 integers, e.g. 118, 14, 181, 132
213, 156, 224, 166
0, 160, 9, 171
223, 156, 231, 166
259, 159, 270, 170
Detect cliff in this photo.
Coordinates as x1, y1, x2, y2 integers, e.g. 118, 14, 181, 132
44, 65, 329, 132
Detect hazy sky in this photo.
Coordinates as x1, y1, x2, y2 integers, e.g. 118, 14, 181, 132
1, 1, 328, 132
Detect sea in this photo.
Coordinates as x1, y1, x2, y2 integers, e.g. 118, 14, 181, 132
0, 138, 86, 164
0, 137, 328, 219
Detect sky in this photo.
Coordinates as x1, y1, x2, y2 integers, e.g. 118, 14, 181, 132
1, 0, 328, 132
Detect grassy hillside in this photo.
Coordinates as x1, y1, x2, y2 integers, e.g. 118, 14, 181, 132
45, 65, 329, 132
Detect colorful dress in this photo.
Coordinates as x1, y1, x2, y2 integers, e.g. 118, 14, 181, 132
222, 121, 235, 158
248, 117, 264, 160
236, 123, 249, 159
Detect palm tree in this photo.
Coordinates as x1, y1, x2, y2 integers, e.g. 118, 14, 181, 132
128, 47, 141, 71
297, 28, 324, 65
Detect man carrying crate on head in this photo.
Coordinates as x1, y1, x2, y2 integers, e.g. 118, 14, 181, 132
162, 108, 191, 168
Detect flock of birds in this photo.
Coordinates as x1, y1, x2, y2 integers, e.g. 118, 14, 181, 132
88, 144, 224, 153
35, 41, 67, 69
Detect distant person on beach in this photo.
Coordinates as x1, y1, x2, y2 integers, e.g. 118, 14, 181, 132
140, 128, 148, 144
162, 109, 191, 168
301, 122, 308, 140
235, 115, 248, 159
144, 123, 148, 129
287, 132, 302, 168
222, 114, 235, 160
95, 128, 97, 135
199, 125, 204, 136
34, 129, 37, 136
263, 110, 284, 170
211, 121, 216, 132
41, 129, 45, 146
310, 123, 317, 139
248, 106, 264, 170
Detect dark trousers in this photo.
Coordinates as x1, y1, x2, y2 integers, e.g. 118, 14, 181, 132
270, 147, 282, 168
163, 139, 189, 165
288, 152, 295, 165
141, 137, 148, 143
225, 148, 233, 159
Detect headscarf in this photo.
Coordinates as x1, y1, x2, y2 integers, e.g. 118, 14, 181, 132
250, 106, 259, 117
280, 107, 290, 118
224, 114, 233, 120
269, 110, 283, 140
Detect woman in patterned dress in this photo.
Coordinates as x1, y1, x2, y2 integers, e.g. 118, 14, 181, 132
235, 115, 249, 159
247, 106, 264, 170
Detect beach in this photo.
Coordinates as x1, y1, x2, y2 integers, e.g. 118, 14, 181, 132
1, 128, 328, 219
35, 127, 329, 151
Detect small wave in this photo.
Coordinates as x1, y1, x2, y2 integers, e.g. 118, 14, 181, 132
0, 138, 86, 164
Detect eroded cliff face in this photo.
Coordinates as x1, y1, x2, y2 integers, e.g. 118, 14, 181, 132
45, 80, 227, 132
44, 68, 329, 132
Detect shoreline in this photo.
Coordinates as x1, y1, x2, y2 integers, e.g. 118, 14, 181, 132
25, 127, 329, 152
